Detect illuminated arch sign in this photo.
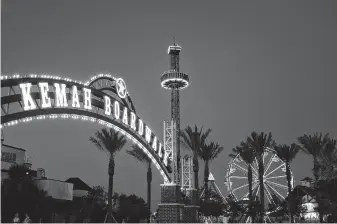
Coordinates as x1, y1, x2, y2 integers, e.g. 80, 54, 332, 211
1, 74, 171, 183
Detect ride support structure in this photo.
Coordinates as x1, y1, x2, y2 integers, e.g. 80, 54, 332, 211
157, 42, 198, 223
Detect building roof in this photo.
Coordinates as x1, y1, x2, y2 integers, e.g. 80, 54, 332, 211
65, 177, 92, 191
287, 185, 316, 199
1, 143, 26, 152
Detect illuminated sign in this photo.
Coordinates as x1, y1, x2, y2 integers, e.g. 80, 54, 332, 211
18, 79, 169, 167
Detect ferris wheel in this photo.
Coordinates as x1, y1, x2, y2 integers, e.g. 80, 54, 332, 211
225, 147, 294, 215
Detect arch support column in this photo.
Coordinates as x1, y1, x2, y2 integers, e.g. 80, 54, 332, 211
157, 184, 184, 223
183, 188, 199, 223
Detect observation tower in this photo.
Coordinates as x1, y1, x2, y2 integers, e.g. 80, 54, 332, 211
160, 41, 189, 185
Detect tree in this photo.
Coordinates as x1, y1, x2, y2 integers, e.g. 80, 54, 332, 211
268, 193, 306, 223
313, 138, 337, 221
317, 138, 337, 181
297, 132, 331, 222
126, 144, 152, 222
229, 141, 256, 222
1, 163, 49, 223
7, 163, 32, 181
76, 185, 108, 222
197, 141, 224, 199
89, 128, 127, 222
180, 126, 211, 199
246, 131, 275, 222
113, 193, 150, 222
274, 143, 300, 222
224, 194, 245, 223
199, 189, 226, 219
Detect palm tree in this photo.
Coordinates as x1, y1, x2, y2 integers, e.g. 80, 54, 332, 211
180, 126, 211, 194
298, 133, 330, 181
225, 194, 245, 223
197, 141, 224, 199
126, 144, 152, 222
297, 132, 330, 222
246, 131, 275, 222
229, 141, 256, 222
89, 128, 127, 222
274, 144, 300, 223
7, 163, 32, 181
317, 137, 337, 181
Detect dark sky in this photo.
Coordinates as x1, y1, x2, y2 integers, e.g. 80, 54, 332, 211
2, 0, 337, 209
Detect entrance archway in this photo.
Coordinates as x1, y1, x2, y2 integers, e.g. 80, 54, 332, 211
1, 74, 171, 183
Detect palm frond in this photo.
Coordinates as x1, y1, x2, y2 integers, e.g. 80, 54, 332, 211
180, 125, 212, 155
126, 144, 150, 164
274, 143, 300, 163
198, 141, 224, 162
231, 142, 255, 164
89, 128, 127, 157
180, 128, 193, 150
89, 136, 104, 152
297, 132, 330, 157
247, 131, 275, 157
211, 143, 224, 160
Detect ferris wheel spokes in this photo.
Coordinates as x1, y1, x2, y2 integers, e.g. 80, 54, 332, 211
232, 163, 248, 174
265, 175, 286, 180
265, 180, 288, 190
265, 182, 285, 200
230, 175, 251, 179
265, 163, 285, 178
264, 154, 276, 175
264, 185, 274, 204
240, 181, 259, 200
254, 184, 260, 199
250, 165, 259, 177
254, 157, 259, 170
263, 151, 269, 165
232, 183, 250, 193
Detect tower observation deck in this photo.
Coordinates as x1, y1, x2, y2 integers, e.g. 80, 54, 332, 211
160, 42, 189, 185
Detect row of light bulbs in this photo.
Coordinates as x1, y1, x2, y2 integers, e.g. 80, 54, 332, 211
1, 73, 130, 96
160, 77, 189, 90
1, 113, 170, 184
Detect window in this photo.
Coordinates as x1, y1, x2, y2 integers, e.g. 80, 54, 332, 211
1, 152, 16, 163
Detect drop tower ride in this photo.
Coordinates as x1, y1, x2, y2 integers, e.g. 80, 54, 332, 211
160, 41, 189, 185
158, 41, 198, 223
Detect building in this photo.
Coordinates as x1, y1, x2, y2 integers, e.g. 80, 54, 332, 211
290, 177, 319, 222
300, 177, 314, 188
1, 140, 27, 181
66, 177, 92, 198
1, 139, 73, 201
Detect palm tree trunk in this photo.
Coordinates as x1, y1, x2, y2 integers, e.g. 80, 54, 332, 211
147, 163, 152, 223
258, 155, 265, 222
204, 160, 209, 199
107, 157, 114, 223
313, 157, 324, 223
248, 164, 254, 223
193, 154, 199, 192
286, 162, 294, 223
